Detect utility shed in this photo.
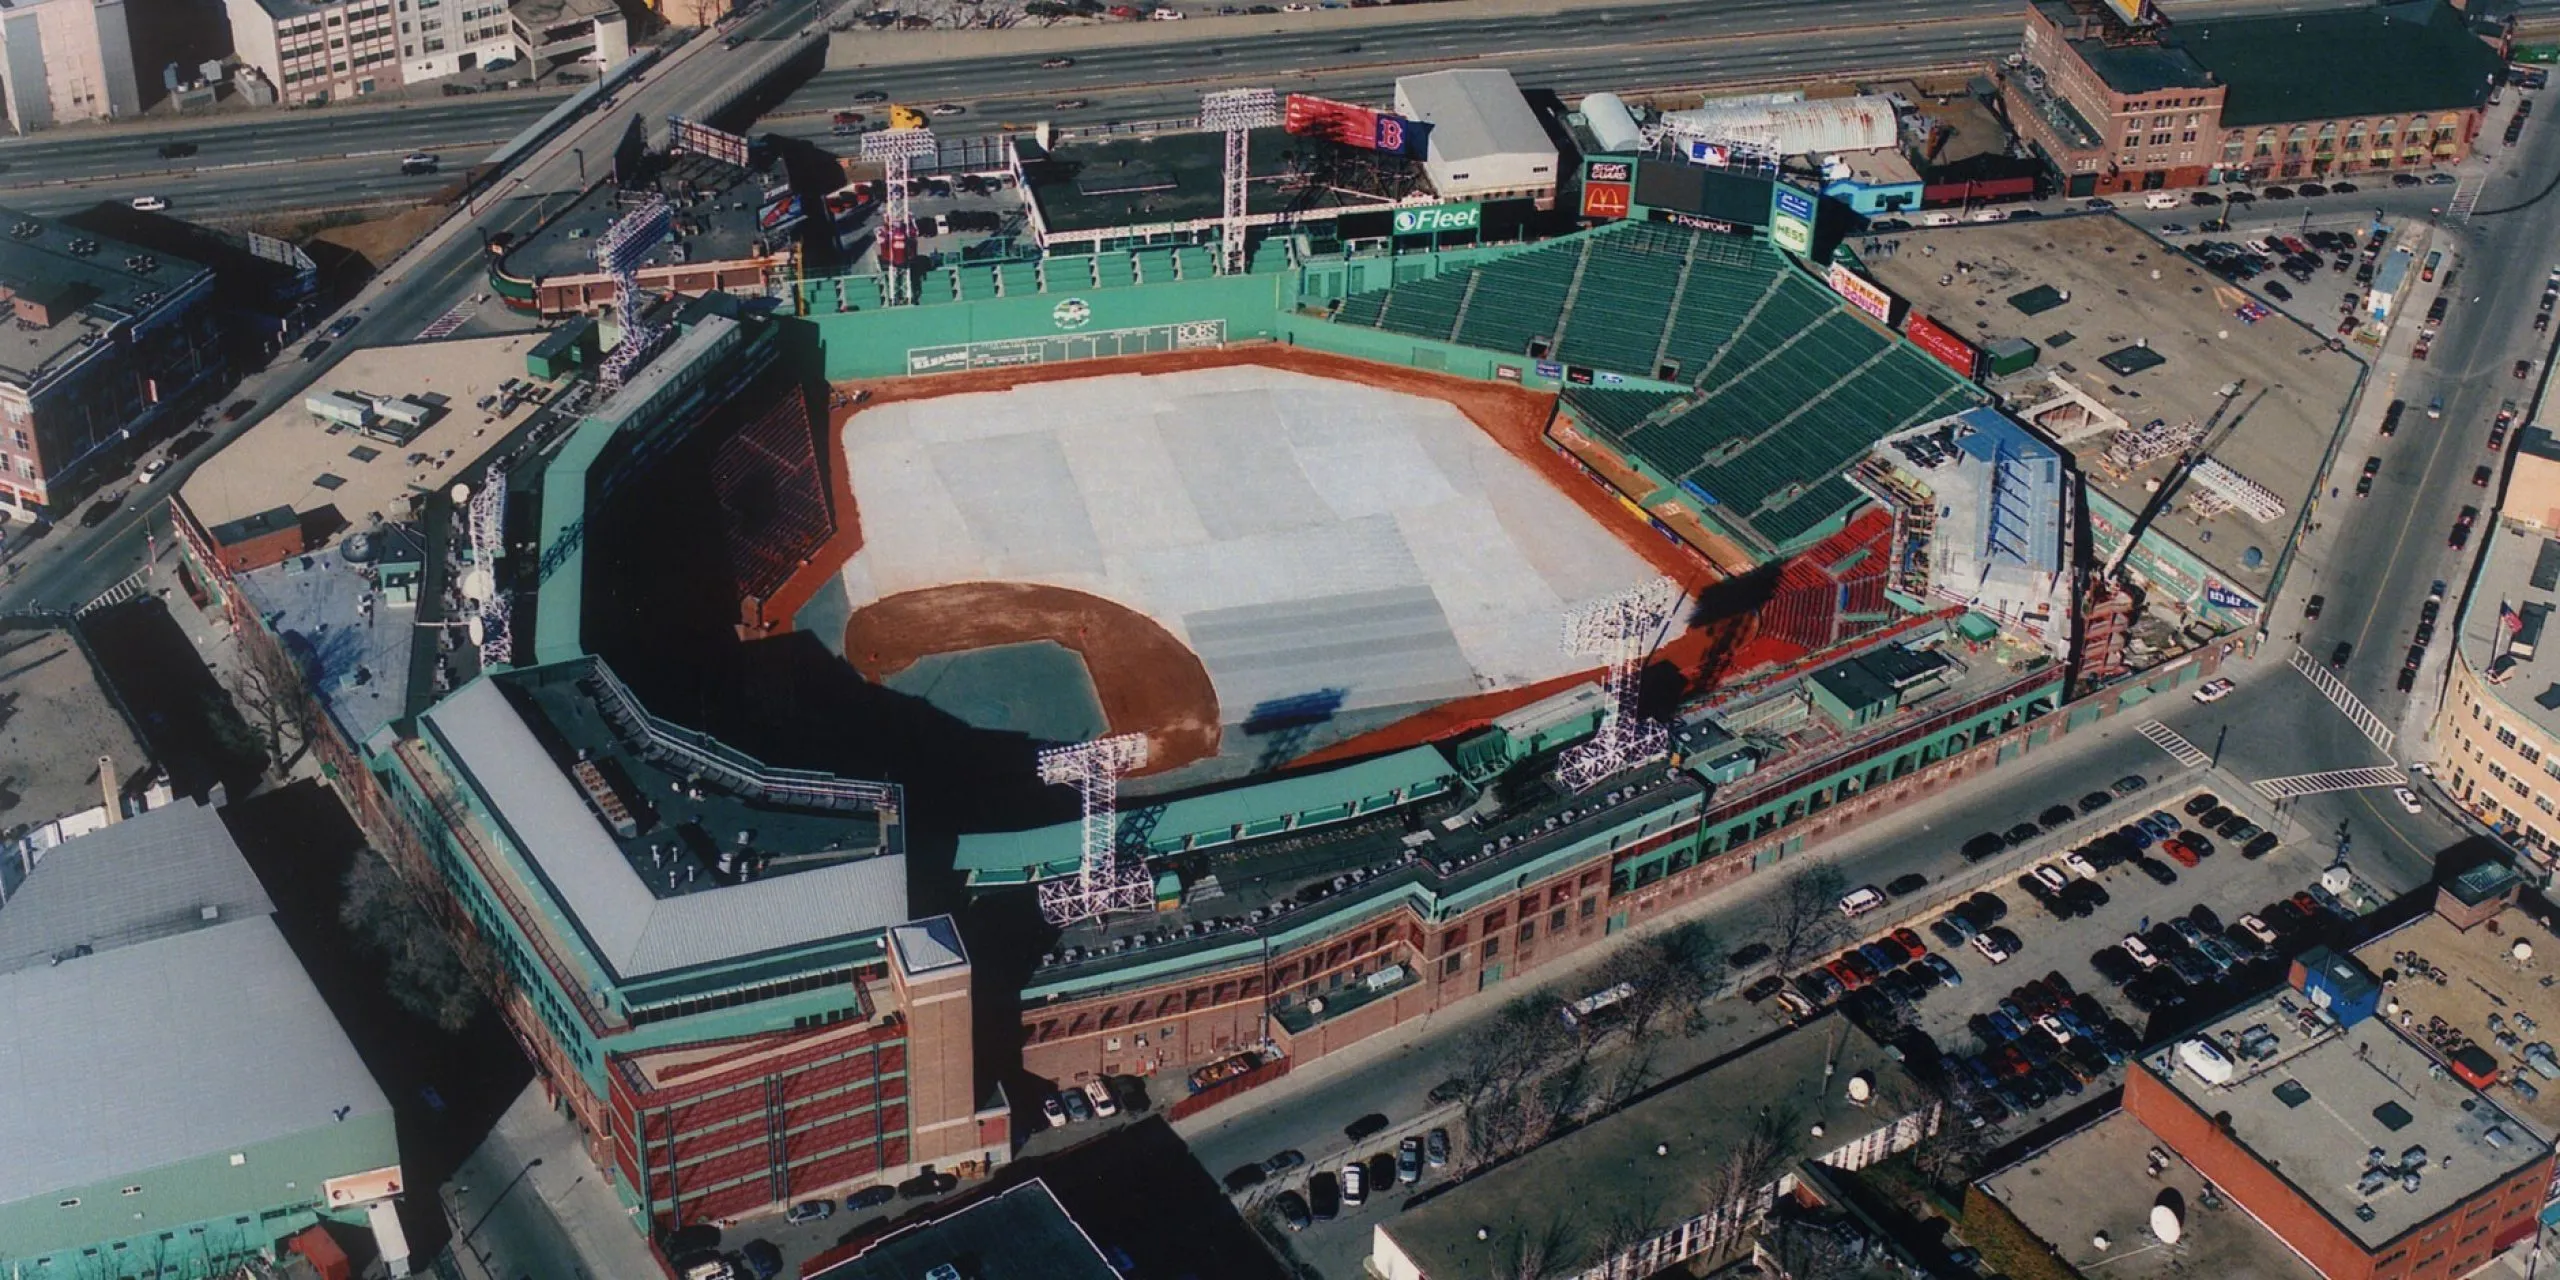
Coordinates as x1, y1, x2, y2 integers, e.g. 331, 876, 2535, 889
1393, 69, 1559, 204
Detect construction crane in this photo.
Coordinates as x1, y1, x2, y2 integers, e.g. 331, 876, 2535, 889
2100, 380, 2264, 583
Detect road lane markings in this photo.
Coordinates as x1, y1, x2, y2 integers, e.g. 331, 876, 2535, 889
2251, 766, 2409, 801
415, 300, 475, 340
2286, 645, 2397, 753
2137, 720, 2210, 769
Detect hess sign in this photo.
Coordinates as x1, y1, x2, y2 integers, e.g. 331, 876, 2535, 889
1393, 203, 1482, 235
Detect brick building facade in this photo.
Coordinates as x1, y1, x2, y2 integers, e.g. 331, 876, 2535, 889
2003, 0, 2501, 198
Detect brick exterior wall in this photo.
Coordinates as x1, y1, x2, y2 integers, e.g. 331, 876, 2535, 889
2124, 1065, 2554, 1280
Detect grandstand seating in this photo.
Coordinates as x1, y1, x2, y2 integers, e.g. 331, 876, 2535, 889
711, 386, 836, 607
1314, 221, 1987, 554
1176, 246, 1216, 279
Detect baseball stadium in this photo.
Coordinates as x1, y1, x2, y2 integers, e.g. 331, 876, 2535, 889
169, 76, 2129, 1258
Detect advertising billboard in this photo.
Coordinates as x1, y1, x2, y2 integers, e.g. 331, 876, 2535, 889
2102, 0, 2154, 25
669, 115, 752, 169
1582, 181, 1632, 220
1770, 183, 1817, 256
1685, 140, 1732, 167
1392, 202, 1482, 235
1587, 160, 1632, 183
1285, 94, 1429, 157
1904, 312, 1982, 380
1647, 208, 1749, 236
1635, 165, 1774, 228
1825, 262, 1896, 324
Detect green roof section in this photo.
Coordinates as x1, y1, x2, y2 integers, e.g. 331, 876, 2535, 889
2178, 0, 2500, 127
954, 745, 1457, 883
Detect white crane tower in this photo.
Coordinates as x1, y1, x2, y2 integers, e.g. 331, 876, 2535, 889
1557, 577, 1683, 791
1035, 733, 1155, 927
1199, 88, 1281, 275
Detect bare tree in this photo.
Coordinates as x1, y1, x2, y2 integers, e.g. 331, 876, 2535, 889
342, 848, 485, 1033
225, 632, 325, 775
1769, 863, 1852, 972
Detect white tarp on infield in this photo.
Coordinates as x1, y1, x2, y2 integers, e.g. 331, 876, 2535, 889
837, 366, 1659, 723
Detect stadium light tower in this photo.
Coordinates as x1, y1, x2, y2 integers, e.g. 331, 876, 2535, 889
1199, 88, 1281, 275
462, 474, 510, 667
595, 198, 674, 391
1556, 577, 1683, 791
1035, 733, 1155, 928
861, 126, 939, 304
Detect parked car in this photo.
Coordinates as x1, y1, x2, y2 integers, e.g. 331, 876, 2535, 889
158, 141, 198, 159
1085, 1079, 1119, 1118
1346, 1112, 1391, 1141
1729, 941, 1774, 969
1397, 1136, 1423, 1183
1041, 1094, 1068, 1128
1426, 1127, 1450, 1166
846, 1184, 897, 1210
2078, 791, 2115, 814
1886, 872, 1930, 897
130, 195, 168, 211
2394, 786, 2424, 813
785, 1200, 834, 1224
1340, 1161, 1368, 1207
1274, 1190, 1312, 1230
1308, 1172, 1340, 1220
2193, 677, 2235, 703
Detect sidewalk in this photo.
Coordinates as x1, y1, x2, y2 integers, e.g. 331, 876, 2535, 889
442, 1082, 661, 1280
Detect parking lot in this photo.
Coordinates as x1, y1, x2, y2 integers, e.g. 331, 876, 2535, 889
1785, 777, 2371, 1129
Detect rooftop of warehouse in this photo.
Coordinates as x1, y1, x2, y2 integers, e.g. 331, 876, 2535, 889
505, 148, 796, 282
1379, 1013, 1923, 1280
1978, 1109, 2325, 1280
181, 332, 556, 537
0, 205, 213, 391
1016, 129, 1426, 238
0, 797, 393, 1210
415, 658, 907, 982
2172, 0, 2502, 128
2455, 518, 2560, 745
2352, 902, 2560, 1139
1862, 214, 2363, 600
0, 622, 148, 875
1396, 67, 1555, 164
2140, 988, 2550, 1249
1021, 763, 1705, 1000
807, 1179, 1119, 1280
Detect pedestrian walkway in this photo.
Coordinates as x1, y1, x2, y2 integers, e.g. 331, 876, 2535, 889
2287, 646, 2397, 753
2449, 176, 2483, 222
2251, 765, 2409, 801
77, 566, 151, 615
440, 1082, 662, 1280
416, 299, 476, 340
2138, 720, 2210, 768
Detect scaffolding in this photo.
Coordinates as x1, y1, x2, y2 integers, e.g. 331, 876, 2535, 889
2098, 415, 2200, 479
861, 127, 939, 304
2185, 457, 2286, 524
595, 199, 674, 391
1854, 457, 1937, 597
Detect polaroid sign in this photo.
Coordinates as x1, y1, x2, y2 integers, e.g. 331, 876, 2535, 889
1392, 203, 1482, 235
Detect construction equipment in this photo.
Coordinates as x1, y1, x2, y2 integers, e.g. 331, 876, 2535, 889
888, 104, 927, 130
2099, 380, 2263, 583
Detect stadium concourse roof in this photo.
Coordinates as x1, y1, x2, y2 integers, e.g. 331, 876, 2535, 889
417, 665, 910, 980
1327, 220, 1978, 557
953, 744, 1456, 885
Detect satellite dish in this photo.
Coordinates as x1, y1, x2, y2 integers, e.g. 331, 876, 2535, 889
2151, 1203, 2185, 1245
450, 482, 472, 507
1847, 1074, 1873, 1103
461, 565, 494, 603
466, 615, 485, 646
2516, 940, 2536, 962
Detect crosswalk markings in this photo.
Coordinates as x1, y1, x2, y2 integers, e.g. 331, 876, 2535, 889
2138, 720, 2210, 769
2252, 766, 2411, 801
2287, 646, 2397, 754
415, 300, 474, 340
2447, 176, 2482, 223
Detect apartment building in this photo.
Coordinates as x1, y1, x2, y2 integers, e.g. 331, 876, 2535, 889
0, 0, 139, 132
2434, 428, 2560, 865
226, 0, 400, 104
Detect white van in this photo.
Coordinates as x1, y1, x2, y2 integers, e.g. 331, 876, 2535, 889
2143, 191, 2182, 209
1920, 211, 1962, 227
1837, 885, 1888, 917
1968, 208, 2010, 222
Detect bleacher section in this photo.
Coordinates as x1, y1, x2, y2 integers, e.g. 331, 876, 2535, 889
710, 384, 836, 609
1318, 221, 1982, 556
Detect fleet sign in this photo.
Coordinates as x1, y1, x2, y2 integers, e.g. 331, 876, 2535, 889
1825, 262, 1896, 324
1393, 203, 1482, 235
1770, 184, 1817, 255
1904, 312, 1982, 380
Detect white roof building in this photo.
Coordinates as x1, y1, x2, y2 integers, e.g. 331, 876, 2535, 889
1661, 94, 1903, 159
1393, 69, 1559, 205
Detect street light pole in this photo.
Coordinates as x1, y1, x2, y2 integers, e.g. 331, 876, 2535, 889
575, 148, 586, 187
457, 1157, 544, 1255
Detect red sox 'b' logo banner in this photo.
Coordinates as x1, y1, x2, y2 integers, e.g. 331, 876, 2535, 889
1375, 115, 1404, 153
